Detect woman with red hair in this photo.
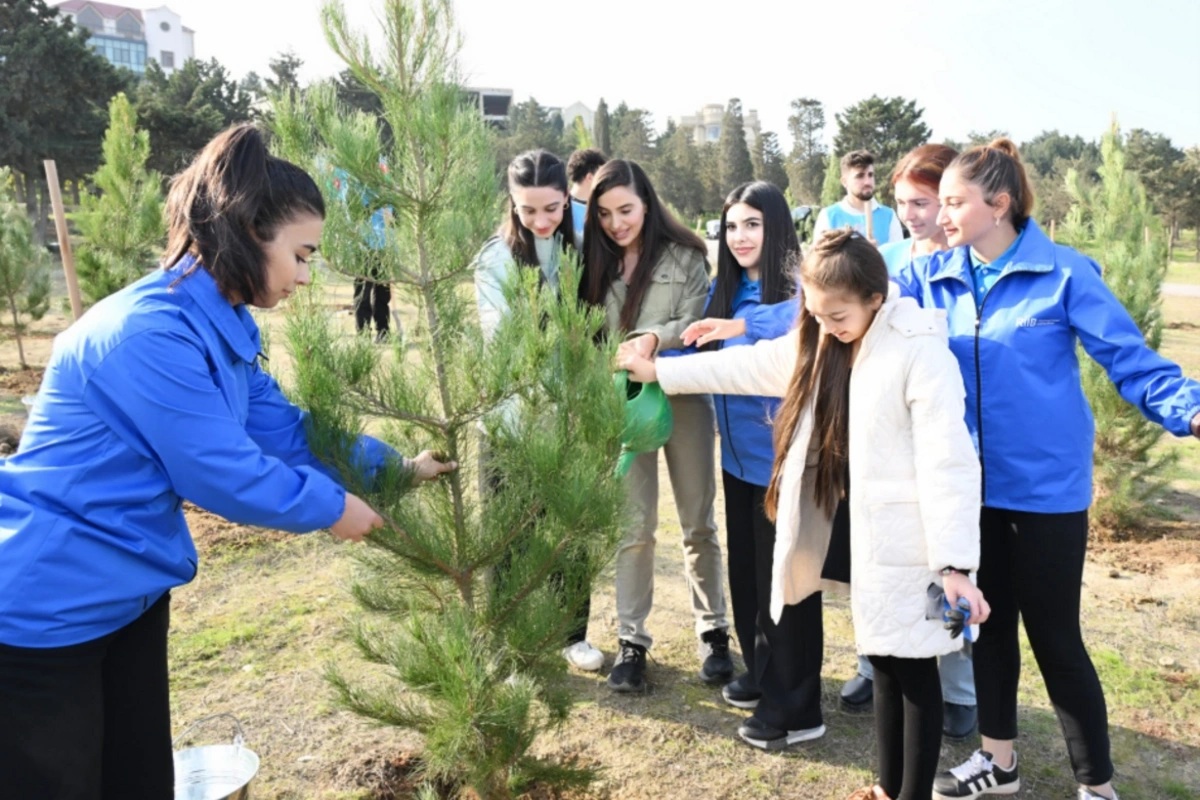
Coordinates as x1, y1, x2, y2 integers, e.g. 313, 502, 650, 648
877, 144, 959, 276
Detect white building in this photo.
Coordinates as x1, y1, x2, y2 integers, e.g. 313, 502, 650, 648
677, 104, 761, 148
558, 102, 595, 136
55, 2, 195, 75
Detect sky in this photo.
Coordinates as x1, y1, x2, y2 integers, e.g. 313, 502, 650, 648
155, 0, 1200, 150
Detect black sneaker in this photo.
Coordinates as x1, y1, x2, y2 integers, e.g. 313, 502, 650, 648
697, 627, 734, 684
606, 639, 647, 693
721, 672, 762, 709
736, 715, 825, 751
839, 673, 874, 713
933, 750, 1020, 799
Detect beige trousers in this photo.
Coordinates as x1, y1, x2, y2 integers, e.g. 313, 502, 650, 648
616, 393, 729, 649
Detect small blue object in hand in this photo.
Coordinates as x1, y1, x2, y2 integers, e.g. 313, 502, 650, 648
925, 583, 979, 643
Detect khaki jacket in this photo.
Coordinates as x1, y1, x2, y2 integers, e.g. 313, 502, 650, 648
603, 243, 710, 350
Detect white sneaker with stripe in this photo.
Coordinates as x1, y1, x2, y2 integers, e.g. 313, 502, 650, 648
932, 750, 1020, 799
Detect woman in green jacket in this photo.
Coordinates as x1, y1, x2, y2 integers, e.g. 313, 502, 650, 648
579, 159, 732, 693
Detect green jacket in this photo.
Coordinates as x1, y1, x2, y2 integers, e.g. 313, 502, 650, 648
604, 242, 711, 352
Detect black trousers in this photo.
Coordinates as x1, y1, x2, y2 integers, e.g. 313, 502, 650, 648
868, 654, 943, 800
353, 255, 391, 334
974, 507, 1113, 786
723, 471, 824, 730
0, 593, 174, 800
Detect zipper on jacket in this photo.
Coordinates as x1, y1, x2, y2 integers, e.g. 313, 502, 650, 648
974, 309, 986, 505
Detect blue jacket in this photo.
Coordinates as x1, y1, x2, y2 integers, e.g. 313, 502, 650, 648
702, 275, 798, 486
0, 259, 391, 647
894, 220, 1200, 513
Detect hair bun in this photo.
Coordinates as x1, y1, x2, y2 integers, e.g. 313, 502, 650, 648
813, 226, 858, 255
987, 137, 1022, 164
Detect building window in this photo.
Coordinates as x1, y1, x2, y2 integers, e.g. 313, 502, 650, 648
116, 13, 141, 37
161, 50, 175, 68
75, 7, 103, 33
160, 21, 171, 31
90, 35, 147, 74
706, 125, 721, 142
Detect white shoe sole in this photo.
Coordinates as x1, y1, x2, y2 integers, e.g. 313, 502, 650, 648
932, 779, 1020, 800
739, 723, 826, 750
721, 690, 761, 710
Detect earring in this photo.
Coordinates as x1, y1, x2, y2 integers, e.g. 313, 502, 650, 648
994, 217, 1000, 227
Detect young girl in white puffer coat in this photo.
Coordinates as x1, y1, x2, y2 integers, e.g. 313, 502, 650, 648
618, 228, 990, 800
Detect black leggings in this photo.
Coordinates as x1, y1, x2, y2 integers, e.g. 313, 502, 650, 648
868, 654, 943, 800
0, 593, 174, 800
723, 471, 824, 730
974, 507, 1113, 785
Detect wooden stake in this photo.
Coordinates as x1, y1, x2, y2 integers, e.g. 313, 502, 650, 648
1049, 219, 1056, 242
43, 160, 83, 321
863, 200, 874, 242
1144, 226, 1151, 245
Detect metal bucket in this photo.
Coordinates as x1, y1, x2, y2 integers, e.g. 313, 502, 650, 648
173, 714, 260, 800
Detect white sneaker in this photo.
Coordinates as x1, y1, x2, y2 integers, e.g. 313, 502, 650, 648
563, 641, 604, 671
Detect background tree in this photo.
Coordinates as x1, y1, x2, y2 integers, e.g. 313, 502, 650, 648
820, 150, 842, 207
0, 0, 131, 242
832, 95, 930, 205
1125, 128, 1188, 247
265, 50, 305, 100
785, 97, 827, 204
757, 131, 789, 192
271, 0, 626, 795
494, 97, 563, 167
594, 97, 611, 156
1061, 122, 1175, 531
0, 169, 51, 368
72, 93, 165, 306
609, 102, 654, 163
653, 121, 704, 222
1017, 130, 1101, 229
134, 58, 254, 176
717, 98, 753, 191
698, 142, 724, 215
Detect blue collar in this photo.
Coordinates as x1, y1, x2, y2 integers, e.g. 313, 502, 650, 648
169, 255, 262, 363
928, 219, 1056, 286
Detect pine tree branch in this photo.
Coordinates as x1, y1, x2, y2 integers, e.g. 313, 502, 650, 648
472, 500, 543, 571
374, 506, 464, 582
489, 538, 570, 630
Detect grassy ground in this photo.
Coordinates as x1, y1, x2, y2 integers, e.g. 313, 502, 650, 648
2, 267, 1199, 799
1166, 230, 1200, 285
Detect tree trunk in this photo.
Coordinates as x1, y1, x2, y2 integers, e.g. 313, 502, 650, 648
8, 297, 27, 369
36, 182, 52, 247
21, 172, 42, 246
71, 181, 81, 207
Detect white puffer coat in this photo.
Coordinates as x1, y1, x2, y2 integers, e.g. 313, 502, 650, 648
657, 286, 981, 658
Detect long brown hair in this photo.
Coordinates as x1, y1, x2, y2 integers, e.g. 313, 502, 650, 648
577, 159, 707, 332
764, 229, 889, 520
164, 124, 324, 302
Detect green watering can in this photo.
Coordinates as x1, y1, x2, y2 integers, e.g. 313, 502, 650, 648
613, 370, 674, 477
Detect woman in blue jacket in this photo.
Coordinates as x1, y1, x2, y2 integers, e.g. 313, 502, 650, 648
679, 181, 812, 749
892, 138, 1200, 800
0, 125, 452, 799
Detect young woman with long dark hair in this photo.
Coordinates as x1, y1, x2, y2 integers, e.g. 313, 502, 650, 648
676, 181, 818, 746
579, 159, 733, 694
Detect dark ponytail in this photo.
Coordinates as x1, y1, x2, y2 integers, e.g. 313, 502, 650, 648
163, 123, 325, 303
950, 137, 1034, 230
